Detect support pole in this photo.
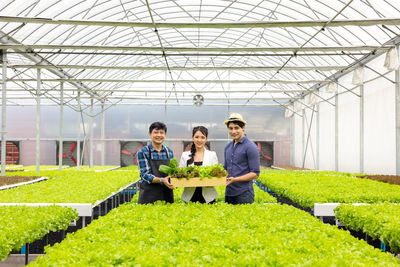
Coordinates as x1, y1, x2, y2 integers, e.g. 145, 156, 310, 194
89, 98, 94, 168
77, 90, 81, 170
335, 93, 339, 172
1, 50, 7, 176
302, 109, 305, 167
59, 82, 64, 171
396, 45, 400, 175
36, 69, 41, 174
290, 114, 295, 166
302, 108, 315, 168
360, 85, 364, 173
316, 104, 320, 170
101, 102, 105, 166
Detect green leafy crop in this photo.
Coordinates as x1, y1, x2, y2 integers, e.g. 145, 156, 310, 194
131, 183, 277, 204
0, 206, 78, 261
30, 203, 399, 266
0, 167, 140, 204
335, 203, 400, 254
159, 161, 228, 179
257, 169, 400, 208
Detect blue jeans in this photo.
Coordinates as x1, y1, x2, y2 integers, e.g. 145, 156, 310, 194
225, 190, 254, 205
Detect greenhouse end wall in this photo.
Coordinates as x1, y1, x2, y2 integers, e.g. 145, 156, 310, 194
4, 105, 290, 167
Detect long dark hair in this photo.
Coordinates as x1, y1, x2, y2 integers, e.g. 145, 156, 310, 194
187, 126, 208, 166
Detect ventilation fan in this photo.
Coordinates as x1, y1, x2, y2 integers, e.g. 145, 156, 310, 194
0, 141, 20, 165
120, 141, 146, 167
193, 94, 204, 107
57, 141, 82, 166
257, 141, 273, 167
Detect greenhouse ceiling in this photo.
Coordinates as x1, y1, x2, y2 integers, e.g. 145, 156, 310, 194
0, 0, 399, 112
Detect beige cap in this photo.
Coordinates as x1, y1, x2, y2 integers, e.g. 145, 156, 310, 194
224, 113, 247, 125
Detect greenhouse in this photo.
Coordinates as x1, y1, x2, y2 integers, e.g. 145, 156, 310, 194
0, 0, 400, 266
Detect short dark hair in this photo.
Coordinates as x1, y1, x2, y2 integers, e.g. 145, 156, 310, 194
149, 122, 167, 133
227, 121, 245, 128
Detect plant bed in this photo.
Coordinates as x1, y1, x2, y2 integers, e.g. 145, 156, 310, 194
30, 203, 400, 266
258, 170, 400, 209
0, 176, 41, 186
357, 174, 400, 185
272, 165, 309, 170
170, 176, 226, 187
0, 206, 78, 261
335, 203, 400, 254
11, 216, 88, 255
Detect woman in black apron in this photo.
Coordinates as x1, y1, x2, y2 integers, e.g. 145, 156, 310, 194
138, 146, 174, 204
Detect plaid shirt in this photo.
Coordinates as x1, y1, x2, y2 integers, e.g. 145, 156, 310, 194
136, 144, 174, 184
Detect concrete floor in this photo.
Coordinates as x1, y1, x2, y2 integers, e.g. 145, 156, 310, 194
0, 255, 40, 267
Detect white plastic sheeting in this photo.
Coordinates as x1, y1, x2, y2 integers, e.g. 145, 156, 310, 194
337, 88, 360, 173
294, 52, 398, 174
363, 59, 396, 175
316, 100, 336, 171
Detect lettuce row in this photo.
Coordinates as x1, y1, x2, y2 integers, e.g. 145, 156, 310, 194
0, 167, 140, 204
335, 203, 400, 254
131, 183, 277, 204
30, 203, 399, 266
257, 169, 400, 208
0, 206, 78, 261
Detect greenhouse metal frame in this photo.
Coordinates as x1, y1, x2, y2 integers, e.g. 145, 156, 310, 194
0, 0, 399, 175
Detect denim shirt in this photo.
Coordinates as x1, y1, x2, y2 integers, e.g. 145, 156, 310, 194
224, 136, 260, 197
137, 144, 174, 184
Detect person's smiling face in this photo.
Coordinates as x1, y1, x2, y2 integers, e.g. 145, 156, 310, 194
228, 122, 245, 142
149, 128, 166, 146
193, 130, 207, 150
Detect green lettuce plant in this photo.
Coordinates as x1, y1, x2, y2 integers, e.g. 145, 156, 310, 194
30, 203, 399, 266
0, 206, 78, 261
257, 170, 400, 208
335, 203, 400, 254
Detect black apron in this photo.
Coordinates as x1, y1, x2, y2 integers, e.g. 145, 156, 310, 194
138, 147, 174, 204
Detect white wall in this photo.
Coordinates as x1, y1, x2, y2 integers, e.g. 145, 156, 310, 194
363, 58, 396, 174
318, 98, 335, 171
293, 51, 398, 175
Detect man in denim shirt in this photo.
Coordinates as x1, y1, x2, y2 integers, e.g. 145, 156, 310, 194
224, 113, 260, 204
136, 122, 174, 204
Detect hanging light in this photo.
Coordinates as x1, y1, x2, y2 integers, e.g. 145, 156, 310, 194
193, 94, 204, 107
325, 82, 337, 93
352, 67, 365, 85
285, 105, 294, 118
384, 48, 400, 71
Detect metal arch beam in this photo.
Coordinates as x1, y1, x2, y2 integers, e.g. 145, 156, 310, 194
0, 102, 283, 107
9, 51, 371, 57
7, 78, 328, 84
3, 88, 307, 94
0, 96, 298, 101
0, 44, 392, 52
8, 64, 349, 71
0, 32, 103, 101
0, 16, 399, 28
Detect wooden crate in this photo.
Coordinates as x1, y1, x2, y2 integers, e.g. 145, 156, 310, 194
170, 177, 226, 187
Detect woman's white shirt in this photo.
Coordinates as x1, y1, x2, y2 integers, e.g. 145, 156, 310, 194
179, 148, 219, 203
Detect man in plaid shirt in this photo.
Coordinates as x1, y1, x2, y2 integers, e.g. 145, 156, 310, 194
136, 122, 174, 204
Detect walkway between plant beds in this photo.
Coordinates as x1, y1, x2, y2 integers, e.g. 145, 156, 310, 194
0, 254, 40, 267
